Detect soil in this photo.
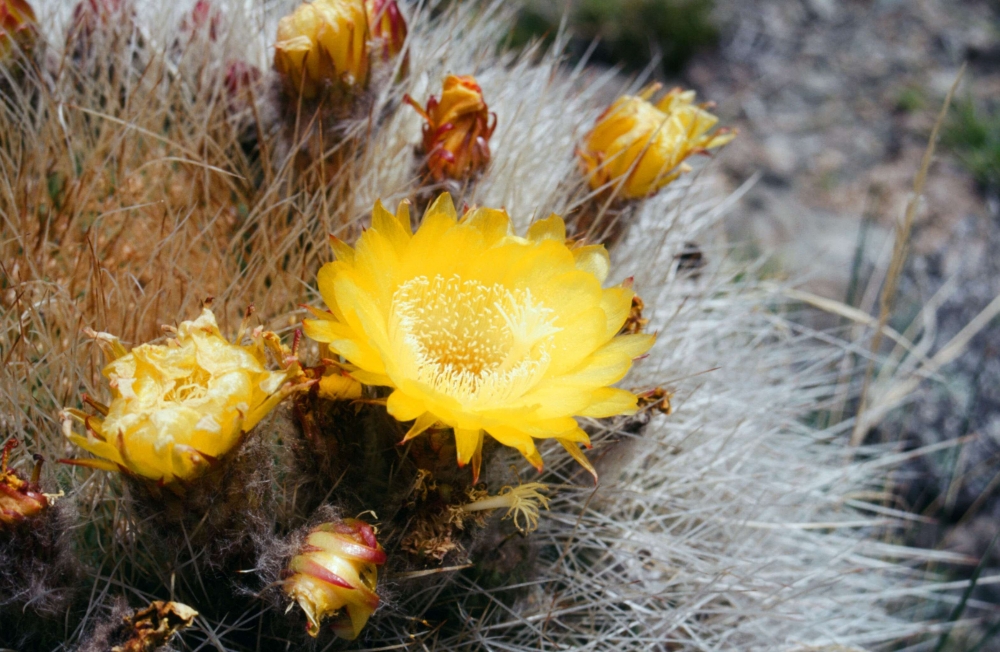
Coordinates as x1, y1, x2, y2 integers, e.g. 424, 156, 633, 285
683, 0, 1000, 638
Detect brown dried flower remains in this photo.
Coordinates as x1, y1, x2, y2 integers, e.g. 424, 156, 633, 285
111, 601, 198, 652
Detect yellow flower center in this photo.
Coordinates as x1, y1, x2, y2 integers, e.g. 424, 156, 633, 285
163, 369, 211, 404
390, 274, 560, 405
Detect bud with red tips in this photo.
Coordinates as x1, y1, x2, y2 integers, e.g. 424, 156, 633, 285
67, 0, 135, 60
404, 75, 496, 182
284, 518, 385, 639
70, 0, 129, 36
0, 438, 48, 527
365, 0, 407, 71
181, 0, 222, 41
224, 59, 261, 105
0, 0, 37, 64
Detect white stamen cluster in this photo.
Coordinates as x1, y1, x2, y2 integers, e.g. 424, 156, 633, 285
390, 274, 559, 406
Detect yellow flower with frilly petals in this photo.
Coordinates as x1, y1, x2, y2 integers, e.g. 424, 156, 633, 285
62, 308, 304, 485
304, 195, 655, 482
285, 518, 385, 639
0, 0, 37, 63
274, 0, 369, 99
578, 83, 736, 199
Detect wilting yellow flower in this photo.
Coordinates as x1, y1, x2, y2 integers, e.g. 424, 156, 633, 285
578, 83, 736, 199
285, 518, 385, 639
365, 0, 406, 66
304, 195, 655, 482
62, 308, 305, 485
404, 75, 496, 181
0, 439, 47, 527
274, 0, 369, 100
0, 0, 37, 63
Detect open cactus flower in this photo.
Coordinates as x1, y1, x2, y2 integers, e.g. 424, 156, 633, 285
284, 518, 386, 639
578, 83, 736, 199
304, 194, 656, 483
61, 307, 309, 486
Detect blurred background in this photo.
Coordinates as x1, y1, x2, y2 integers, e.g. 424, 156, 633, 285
506, 0, 1000, 647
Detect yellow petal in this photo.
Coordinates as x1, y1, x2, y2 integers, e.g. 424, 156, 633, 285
401, 412, 437, 442
526, 214, 566, 242
557, 437, 597, 483
371, 199, 411, 253
302, 318, 354, 344
572, 245, 611, 283
386, 390, 425, 421
600, 286, 634, 339
453, 428, 482, 467
577, 387, 638, 418
461, 207, 511, 246
424, 192, 457, 222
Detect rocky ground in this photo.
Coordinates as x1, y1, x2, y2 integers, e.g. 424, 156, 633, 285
686, 0, 1000, 642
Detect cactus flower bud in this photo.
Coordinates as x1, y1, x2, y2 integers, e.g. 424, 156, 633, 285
365, 0, 406, 66
0, 439, 47, 527
404, 75, 496, 182
284, 518, 385, 639
274, 0, 369, 100
223, 59, 261, 104
180, 0, 222, 41
578, 83, 736, 199
0, 0, 37, 63
62, 307, 307, 486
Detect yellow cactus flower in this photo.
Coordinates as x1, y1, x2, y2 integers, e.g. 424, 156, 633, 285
303, 195, 655, 482
62, 307, 305, 485
365, 0, 406, 66
404, 75, 496, 181
284, 518, 385, 639
274, 0, 369, 100
0, 0, 37, 63
578, 83, 736, 199
0, 439, 48, 527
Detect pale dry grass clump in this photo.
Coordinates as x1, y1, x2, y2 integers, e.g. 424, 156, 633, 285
0, 0, 969, 649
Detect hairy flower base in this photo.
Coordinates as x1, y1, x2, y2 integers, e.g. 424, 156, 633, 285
304, 195, 655, 482
284, 519, 385, 639
578, 83, 736, 199
62, 308, 306, 486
